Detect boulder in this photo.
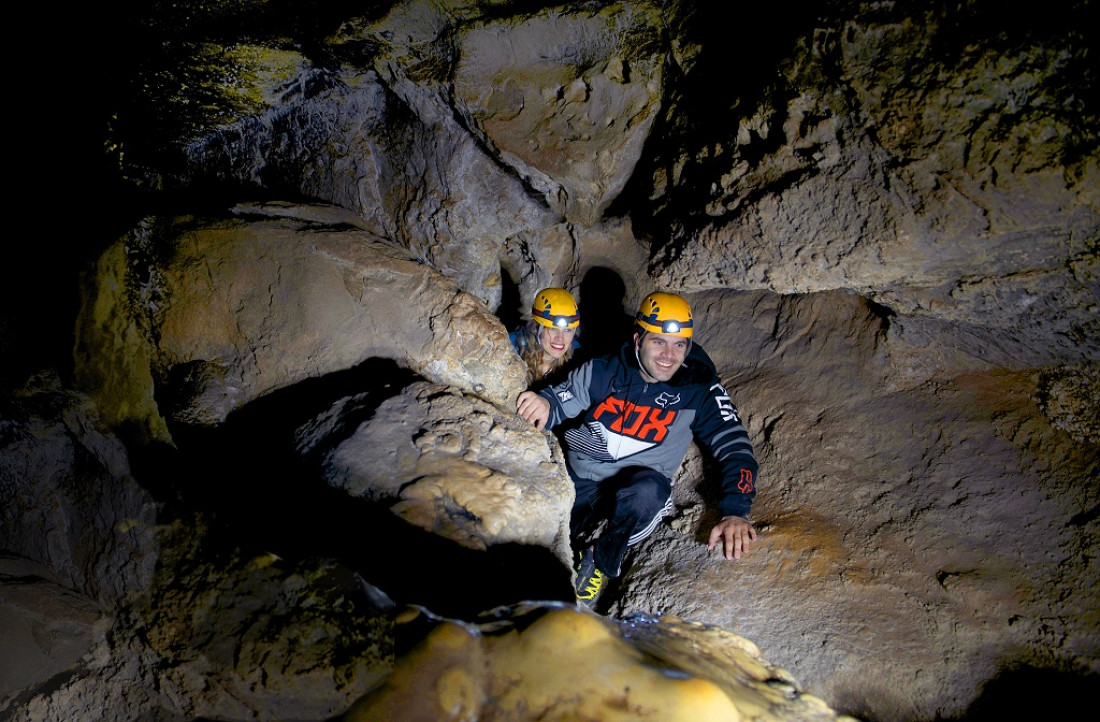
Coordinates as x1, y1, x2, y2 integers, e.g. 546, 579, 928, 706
345, 604, 857, 721
300, 381, 575, 568
0, 557, 108, 713
74, 204, 528, 441
0, 372, 158, 609
452, 1, 666, 226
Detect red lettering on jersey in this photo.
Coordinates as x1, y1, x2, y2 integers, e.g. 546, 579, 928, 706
619, 402, 648, 435
738, 469, 754, 493
593, 397, 625, 421
592, 395, 679, 442
638, 408, 675, 442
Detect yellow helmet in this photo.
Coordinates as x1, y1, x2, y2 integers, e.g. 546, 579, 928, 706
532, 288, 580, 329
635, 292, 693, 338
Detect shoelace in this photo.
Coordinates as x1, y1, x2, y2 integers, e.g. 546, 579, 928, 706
580, 569, 604, 598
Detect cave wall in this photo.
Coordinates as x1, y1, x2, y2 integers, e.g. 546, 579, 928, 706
2, 1, 1097, 720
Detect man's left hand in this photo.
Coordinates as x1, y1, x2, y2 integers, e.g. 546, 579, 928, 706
707, 516, 757, 560
516, 391, 551, 430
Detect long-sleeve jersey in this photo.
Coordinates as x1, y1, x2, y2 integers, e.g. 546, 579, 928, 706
537, 341, 758, 519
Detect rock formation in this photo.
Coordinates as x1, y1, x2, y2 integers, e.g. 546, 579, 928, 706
74, 204, 528, 441
300, 380, 575, 565
2, 0, 1096, 720
346, 604, 854, 721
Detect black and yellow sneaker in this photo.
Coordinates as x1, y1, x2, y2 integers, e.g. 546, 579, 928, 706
573, 547, 605, 608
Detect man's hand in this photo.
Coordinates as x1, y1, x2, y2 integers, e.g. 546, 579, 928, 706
516, 391, 551, 430
707, 515, 757, 560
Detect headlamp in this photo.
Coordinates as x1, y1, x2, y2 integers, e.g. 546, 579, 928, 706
534, 307, 579, 329
635, 292, 693, 338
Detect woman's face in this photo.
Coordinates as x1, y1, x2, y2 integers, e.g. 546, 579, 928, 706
538, 325, 576, 359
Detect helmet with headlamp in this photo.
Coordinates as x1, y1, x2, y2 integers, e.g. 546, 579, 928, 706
532, 288, 580, 330
635, 292, 693, 338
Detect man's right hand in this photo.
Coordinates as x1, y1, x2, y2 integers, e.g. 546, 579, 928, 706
516, 391, 551, 430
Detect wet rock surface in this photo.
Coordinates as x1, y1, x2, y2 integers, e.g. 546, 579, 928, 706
345, 604, 858, 721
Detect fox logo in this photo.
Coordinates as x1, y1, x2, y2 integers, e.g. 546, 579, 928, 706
592, 395, 678, 443
654, 392, 680, 409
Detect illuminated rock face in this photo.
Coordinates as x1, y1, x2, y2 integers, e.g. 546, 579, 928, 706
3, 1, 1098, 721
301, 380, 575, 565
345, 605, 856, 722
0, 378, 158, 609
450, 3, 666, 227
74, 203, 528, 441
606, 289, 1100, 720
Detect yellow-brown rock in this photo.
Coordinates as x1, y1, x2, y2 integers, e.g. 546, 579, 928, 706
345, 605, 857, 722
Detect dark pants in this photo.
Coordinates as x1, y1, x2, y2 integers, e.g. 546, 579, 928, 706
569, 466, 672, 577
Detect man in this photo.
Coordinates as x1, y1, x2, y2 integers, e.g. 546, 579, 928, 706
516, 291, 758, 607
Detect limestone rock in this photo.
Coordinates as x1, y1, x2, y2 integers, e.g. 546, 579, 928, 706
74, 204, 528, 439
302, 381, 575, 567
452, 1, 666, 226
137, 518, 394, 721
184, 26, 562, 310
176, 1, 667, 308
645, 5, 1098, 368
1038, 363, 1100, 444
0, 557, 108, 713
0, 372, 158, 609
4, 515, 396, 722
344, 604, 857, 721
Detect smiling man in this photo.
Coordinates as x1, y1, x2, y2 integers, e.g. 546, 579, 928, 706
516, 292, 759, 608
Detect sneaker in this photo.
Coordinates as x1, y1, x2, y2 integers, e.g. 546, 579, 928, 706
573, 547, 605, 607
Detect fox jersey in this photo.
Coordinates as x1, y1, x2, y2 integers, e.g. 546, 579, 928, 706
538, 341, 758, 519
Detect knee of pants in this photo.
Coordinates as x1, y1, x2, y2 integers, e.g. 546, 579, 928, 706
619, 469, 672, 515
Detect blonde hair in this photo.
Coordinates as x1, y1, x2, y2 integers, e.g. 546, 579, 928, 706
516, 320, 574, 385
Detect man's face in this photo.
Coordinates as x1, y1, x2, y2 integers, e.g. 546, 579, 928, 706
634, 331, 689, 382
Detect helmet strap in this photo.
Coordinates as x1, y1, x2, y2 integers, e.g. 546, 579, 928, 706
634, 342, 659, 383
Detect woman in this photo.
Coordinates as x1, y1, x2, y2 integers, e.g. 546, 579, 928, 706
510, 287, 580, 388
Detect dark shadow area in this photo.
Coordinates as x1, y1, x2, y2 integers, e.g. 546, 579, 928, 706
829, 664, 1100, 722
0, 248, 83, 394
137, 356, 574, 620
137, 357, 415, 539
946, 665, 1100, 722
497, 266, 525, 332
575, 266, 634, 362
